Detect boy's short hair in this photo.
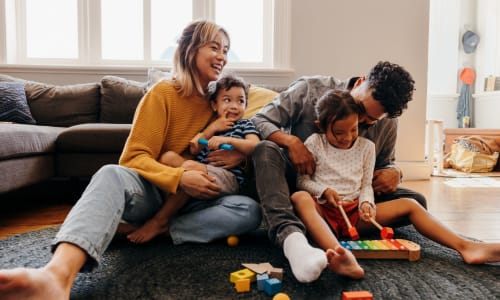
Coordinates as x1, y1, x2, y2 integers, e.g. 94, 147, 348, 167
208, 74, 249, 106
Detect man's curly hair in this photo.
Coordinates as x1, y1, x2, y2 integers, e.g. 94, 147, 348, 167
367, 61, 415, 118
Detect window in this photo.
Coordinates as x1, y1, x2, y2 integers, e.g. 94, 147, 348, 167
0, 0, 290, 70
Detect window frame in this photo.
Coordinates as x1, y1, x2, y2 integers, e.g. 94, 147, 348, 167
0, 0, 292, 75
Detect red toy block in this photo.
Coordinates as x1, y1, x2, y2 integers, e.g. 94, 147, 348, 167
342, 290, 373, 300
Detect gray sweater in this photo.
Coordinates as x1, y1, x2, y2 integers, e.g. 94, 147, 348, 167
251, 75, 398, 170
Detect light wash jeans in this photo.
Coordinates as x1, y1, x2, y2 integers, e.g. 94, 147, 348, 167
52, 165, 261, 271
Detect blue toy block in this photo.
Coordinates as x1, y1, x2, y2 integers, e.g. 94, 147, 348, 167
264, 278, 282, 296
198, 138, 233, 150
256, 273, 269, 291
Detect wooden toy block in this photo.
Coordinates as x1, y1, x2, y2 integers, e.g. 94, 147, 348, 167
339, 204, 359, 240
269, 267, 283, 280
230, 268, 256, 283
264, 278, 282, 296
256, 273, 269, 291
235, 278, 251, 293
340, 239, 421, 261
342, 290, 373, 300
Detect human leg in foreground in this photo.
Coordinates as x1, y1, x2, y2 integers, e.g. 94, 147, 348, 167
359, 198, 500, 264
290, 191, 365, 279
127, 151, 203, 243
253, 141, 328, 283
0, 166, 261, 299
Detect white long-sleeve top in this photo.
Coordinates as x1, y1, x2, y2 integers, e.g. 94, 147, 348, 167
297, 133, 376, 207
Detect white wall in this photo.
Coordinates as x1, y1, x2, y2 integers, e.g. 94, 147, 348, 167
0, 0, 431, 179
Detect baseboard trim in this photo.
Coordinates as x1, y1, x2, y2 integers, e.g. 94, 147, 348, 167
398, 161, 431, 181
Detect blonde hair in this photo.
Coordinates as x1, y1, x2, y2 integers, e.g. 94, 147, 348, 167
172, 20, 230, 97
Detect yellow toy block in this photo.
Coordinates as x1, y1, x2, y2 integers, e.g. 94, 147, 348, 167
230, 268, 256, 283
235, 278, 251, 293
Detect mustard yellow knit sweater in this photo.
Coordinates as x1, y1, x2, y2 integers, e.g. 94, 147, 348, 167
119, 81, 213, 194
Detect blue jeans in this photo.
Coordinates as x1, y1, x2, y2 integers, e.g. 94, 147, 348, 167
52, 165, 261, 271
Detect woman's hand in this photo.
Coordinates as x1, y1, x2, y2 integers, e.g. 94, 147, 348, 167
205, 149, 246, 169
358, 201, 376, 222
178, 170, 222, 199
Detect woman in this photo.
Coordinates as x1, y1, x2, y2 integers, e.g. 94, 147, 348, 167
0, 20, 261, 300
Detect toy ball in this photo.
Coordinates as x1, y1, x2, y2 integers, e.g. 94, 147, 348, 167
227, 235, 239, 247
273, 292, 290, 300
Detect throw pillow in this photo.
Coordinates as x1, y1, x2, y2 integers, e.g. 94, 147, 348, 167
244, 85, 279, 119
0, 82, 36, 124
100, 76, 147, 123
147, 68, 172, 90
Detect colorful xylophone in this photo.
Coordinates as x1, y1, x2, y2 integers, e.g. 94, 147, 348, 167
340, 239, 421, 261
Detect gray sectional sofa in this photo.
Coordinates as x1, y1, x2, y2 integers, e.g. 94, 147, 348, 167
0, 74, 147, 194
0, 73, 284, 198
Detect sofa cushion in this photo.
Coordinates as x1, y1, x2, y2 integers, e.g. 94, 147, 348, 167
244, 85, 279, 119
0, 82, 36, 124
57, 123, 132, 153
100, 76, 147, 124
0, 74, 100, 127
0, 123, 63, 160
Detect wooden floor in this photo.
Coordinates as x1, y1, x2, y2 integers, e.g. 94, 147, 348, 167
1, 176, 499, 242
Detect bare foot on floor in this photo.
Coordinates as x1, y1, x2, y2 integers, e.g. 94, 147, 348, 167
127, 218, 169, 244
0, 267, 68, 300
460, 241, 500, 264
326, 246, 365, 279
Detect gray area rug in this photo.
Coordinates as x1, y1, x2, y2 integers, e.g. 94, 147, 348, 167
1, 226, 499, 300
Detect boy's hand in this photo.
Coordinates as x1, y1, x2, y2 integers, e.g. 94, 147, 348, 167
206, 136, 230, 151
207, 115, 234, 133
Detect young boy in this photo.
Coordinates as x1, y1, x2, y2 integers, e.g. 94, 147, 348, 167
127, 74, 260, 243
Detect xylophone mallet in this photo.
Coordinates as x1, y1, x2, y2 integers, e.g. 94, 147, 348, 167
369, 217, 394, 239
338, 204, 359, 240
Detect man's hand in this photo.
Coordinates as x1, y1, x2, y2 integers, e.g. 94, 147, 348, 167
372, 168, 400, 195
179, 170, 222, 199
288, 138, 315, 175
205, 149, 246, 169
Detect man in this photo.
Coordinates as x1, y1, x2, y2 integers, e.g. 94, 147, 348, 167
251, 61, 426, 283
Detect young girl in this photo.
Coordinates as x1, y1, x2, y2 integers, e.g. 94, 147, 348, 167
0, 21, 261, 299
291, 89, 500, 280
127, 74, 260, 243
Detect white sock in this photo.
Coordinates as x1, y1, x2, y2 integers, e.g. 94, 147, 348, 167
283, 232, 327, 283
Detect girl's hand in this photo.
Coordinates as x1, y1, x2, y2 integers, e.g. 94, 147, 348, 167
322, 188, 342, 207
359, 201, 376, 222
179, 170, 222, 199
